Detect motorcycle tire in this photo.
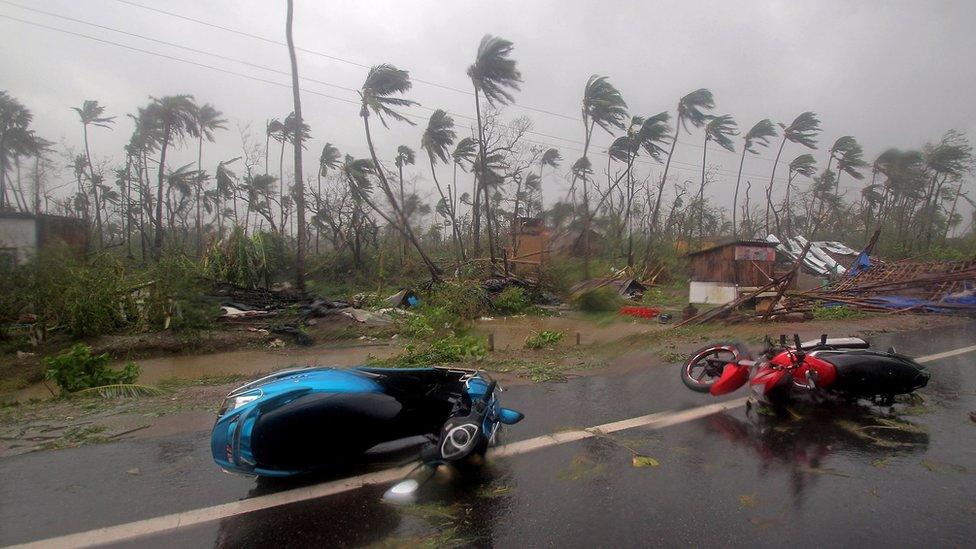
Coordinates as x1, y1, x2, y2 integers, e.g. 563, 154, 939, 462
681, 342, 751, 393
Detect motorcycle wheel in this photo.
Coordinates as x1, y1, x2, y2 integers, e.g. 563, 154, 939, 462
681, 342, 751, 393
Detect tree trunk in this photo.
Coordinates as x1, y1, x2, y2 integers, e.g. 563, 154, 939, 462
699, 135, 708, 248
286, 0, 306, 290
278, 139, 286, 234
473, 89, 488, 259
398, 161, 407, 264
32, 156, 41, 214
0, 132, 7, 210
195, 135, 204, 257
82, 123, 104, 249
765, 136, 787, 236
731, 146, 747, 237
429, 154, 464, 263
153, 124, 171, 260
575, 118, 595, 279
124, 155, 133, 258
361, 114, 440, 279
944, 178, 965, 241
649, 129, 680, 236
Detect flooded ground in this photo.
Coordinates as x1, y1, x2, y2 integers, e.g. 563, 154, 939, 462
2, 321, 973, 547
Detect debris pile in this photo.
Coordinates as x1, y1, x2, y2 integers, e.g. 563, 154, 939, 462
766, 234, 859, 277
800, 258, 976, 314
569, 265, 665, 302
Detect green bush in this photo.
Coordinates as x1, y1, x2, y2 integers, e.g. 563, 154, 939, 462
397, 281, 489, 339
524, 330, 565, 349
811, 304, 864, 320
492, 286, 531, 315
43, 343, 140, 393
31, 248, 129, 338
143, 253, 217, 332
425, 281, 489, 321
573, 287, 622, 312
376, 334, 488, 367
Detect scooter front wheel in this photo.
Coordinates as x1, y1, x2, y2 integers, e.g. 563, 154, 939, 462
681, 343, 750, 393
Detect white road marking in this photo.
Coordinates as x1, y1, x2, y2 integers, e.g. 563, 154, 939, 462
8, 343, 975, 549
914, 344, 976, 363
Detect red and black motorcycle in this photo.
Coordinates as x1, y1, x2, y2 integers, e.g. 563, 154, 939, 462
680, 334, 930, 405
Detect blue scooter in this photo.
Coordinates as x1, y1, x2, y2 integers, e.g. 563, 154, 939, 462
211, 366, 523, 478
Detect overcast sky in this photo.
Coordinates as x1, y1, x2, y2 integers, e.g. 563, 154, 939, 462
3, 0, 975, 223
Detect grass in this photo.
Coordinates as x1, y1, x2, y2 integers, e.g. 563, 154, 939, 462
524, 330, 565, 349
811, 304, 865, 320
370, 334, 487, 367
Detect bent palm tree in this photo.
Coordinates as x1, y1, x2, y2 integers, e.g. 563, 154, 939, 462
1, 92, 35, 210
358, 63, 440, 279
394, 145, 416, 262
144, 95, 198, 259
698, 114, 738, 246
577, 75, 627, 277
537, 147, 562, 215
279, 112, 311, 234
612, 113, 669, 265
765, 112, 820, 234
285, 0, 308, 288
421, 109, 465, 261
73, 100, 115, 248
784, 153, 816, 235
468, 34, 522, 261
191, 103, 226, 254
649, 89, 713, 242
315, 143, 341, 253
733, 119, 776, 236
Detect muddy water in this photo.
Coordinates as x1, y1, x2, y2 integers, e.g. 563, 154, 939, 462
7, 343, 399, 403
472, 313, 665, 350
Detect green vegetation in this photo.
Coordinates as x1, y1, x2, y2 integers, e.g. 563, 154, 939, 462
43, 343, 139, 393
811, 304, 865, 320
574, 287, 623, 313
492, 286, 531, 315
524, 330, 565, 349
372, 334, 487, 367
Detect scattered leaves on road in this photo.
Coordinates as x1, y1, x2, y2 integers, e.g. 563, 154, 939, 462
632, 455, 659, 468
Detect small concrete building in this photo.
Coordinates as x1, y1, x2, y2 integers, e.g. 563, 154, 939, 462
687, 239, 779, 304
0, 212, 88, 267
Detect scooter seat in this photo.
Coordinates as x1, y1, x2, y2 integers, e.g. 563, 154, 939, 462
813, 351, 929, 396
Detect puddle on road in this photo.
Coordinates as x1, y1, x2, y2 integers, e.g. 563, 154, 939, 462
7, 343, 399, 403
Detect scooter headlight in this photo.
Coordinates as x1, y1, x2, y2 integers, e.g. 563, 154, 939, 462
218, 390, 262, 416
440, 423, 480, 460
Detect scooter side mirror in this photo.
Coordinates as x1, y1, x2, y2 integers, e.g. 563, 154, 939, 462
499, 408, 524, 425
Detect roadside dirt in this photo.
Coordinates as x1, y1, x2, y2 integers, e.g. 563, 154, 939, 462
0, 315, 394, 398
1, 312, 965, 458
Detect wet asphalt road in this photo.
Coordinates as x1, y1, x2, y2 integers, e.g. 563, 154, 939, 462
2, 322, 975, 547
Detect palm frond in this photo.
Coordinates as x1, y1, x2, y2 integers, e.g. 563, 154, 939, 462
467, 35, 522, 106
319, 143, 342, 175
789, 153, 817, 178
744, 119, 777, 154
540, 147, 562, 168
453, 137, 478, 168
360, 64, 418, 128
831, 135, 867, 179
75, 384, 166, 398
705, 114, 739, 153
583, 75, 628, 134
677, 88, 714, 132
395, 145, 416, 168
421, 109, 457, 165
782, 111, 821, 149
